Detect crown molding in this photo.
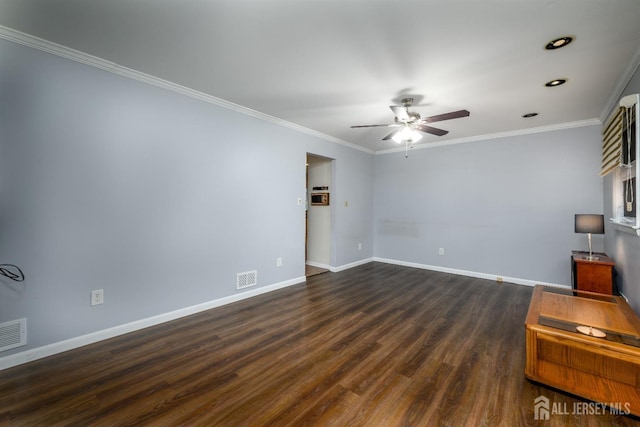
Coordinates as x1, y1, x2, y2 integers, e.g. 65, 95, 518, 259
375, 118, 602, 155
599, 39, 640, 122
0, 24, 618, 158
0, 25, 374, 155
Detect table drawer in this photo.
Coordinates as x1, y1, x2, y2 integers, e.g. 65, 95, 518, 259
537, 332, 640, 387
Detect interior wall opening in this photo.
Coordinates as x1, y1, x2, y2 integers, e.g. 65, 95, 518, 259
306, 153, 333, 277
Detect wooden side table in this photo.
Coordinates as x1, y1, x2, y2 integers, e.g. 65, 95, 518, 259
571, 251, 615, 294
525, 285, 640, 416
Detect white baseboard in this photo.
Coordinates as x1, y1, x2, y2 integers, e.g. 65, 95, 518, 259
373, 257, 568, 289
0, 276, 306, 371
306, 257, 374, 273
1, 257, 567, 371
305, 261, 332, 270
331, 257, 375, 273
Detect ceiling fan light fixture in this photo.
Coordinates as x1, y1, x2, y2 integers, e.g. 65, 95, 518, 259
545, 78, 567, 87
545, 36, 574, 50
409, 131, 423, 143
351, 101, 468, 143
392, 127, 422, 143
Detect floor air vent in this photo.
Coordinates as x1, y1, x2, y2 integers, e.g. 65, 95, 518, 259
0, 318, 26, 352
237, 270, 257, 290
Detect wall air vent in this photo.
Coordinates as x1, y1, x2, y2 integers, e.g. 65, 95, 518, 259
0, 318, 26, 352
236, 270, 257, 290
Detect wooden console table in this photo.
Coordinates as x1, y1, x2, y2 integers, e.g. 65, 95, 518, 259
525, 285, 640, 416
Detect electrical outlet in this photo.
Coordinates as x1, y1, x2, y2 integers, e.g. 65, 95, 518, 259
90, 289, 104, 306
276, 257, 283, 267
439, 248, 445, 256
358, 243, 362, 250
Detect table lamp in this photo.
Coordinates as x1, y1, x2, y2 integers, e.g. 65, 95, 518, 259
574, 214, 605, 260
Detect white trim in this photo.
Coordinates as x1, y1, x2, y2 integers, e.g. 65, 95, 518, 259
373, 257, 568, 289
610, 220, 640, 236
619, 291, 630, 304
330, 257, 375, 273
0, 25, 611, 157
0, 255, 565, 370
0, 25, 373, 155
375, 119, 602, 155
0, 276, 305, 371
600, 39, 640, 123
306, 257, 374, 273
305, 261, 332, 270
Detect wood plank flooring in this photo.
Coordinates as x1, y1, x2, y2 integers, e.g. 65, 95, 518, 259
1, 262, 638, 426
305, 264, 329, 278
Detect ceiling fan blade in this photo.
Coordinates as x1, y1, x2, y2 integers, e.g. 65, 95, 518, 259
420, 109, 470, 124
350, 124, 394, 128
382, 130, 401, 141
415, 124, 449, 136
390, 105, 410, 121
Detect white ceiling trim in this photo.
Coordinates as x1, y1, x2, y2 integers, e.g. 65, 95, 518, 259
375, 118, 602, 155
599, 39, 640, 123
0, 25, 373, 155
0, 24, 619, 157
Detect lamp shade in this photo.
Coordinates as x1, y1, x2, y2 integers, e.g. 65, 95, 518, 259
574, 214, 605, 234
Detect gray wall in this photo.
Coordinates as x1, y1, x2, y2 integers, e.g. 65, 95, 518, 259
374, 125, 604, 285
0, 39, 374, 357
604, 65, 640, 312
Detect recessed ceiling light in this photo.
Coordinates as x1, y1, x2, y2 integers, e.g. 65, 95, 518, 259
523, 113, 538, 118
545, 78, 567, 87
545, 36, 574, 50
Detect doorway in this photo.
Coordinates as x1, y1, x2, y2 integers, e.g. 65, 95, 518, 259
306, 154, 332, 277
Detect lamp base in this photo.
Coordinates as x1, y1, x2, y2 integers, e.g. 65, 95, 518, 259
583, 255, 600, 261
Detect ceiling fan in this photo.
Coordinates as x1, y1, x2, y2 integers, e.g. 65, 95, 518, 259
351, 97, 470, 143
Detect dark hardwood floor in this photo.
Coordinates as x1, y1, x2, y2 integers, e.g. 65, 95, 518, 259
305, 264, 329, 278
1, 262, 638, 426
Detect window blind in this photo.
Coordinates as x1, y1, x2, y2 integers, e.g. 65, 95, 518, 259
601, 106, 623, 176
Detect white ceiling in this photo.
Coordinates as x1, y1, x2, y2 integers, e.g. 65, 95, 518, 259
1, 0, 640, 153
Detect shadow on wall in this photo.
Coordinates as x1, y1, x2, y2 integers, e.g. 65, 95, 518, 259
378, 220, 421, 238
